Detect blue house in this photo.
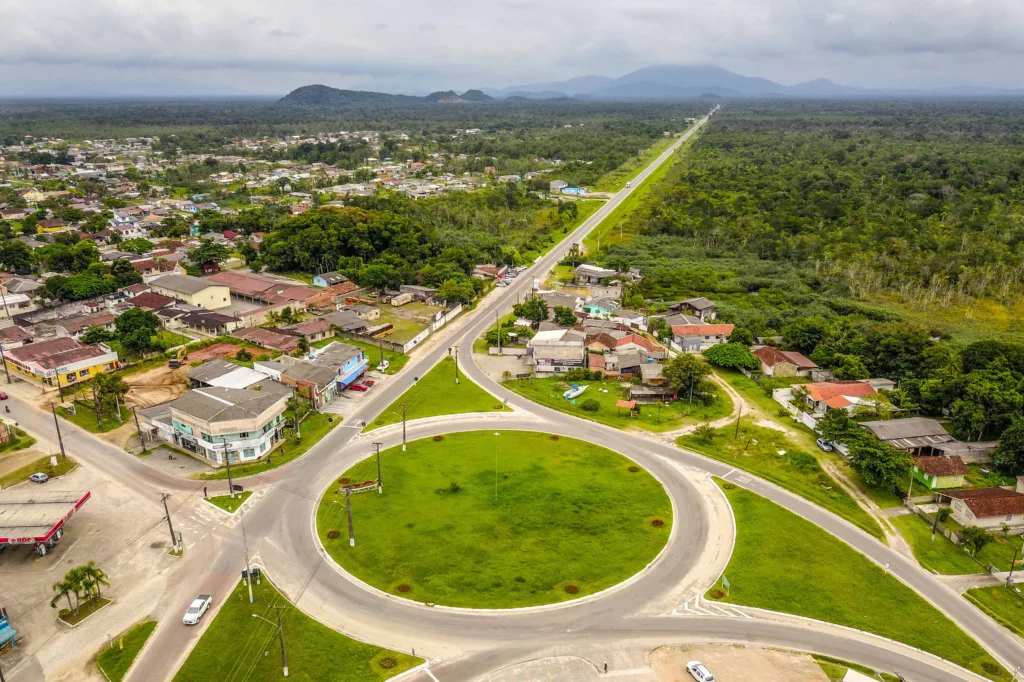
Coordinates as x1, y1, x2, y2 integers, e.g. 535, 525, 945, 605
309, 341, 368, 388
582, 297, 619, 317
313, 272, 348, 288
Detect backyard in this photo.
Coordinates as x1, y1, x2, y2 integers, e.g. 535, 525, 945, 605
504, 376, 732, 433
707, 481, 1009, 681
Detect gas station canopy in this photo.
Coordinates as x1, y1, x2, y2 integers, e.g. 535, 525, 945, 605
0, 490, 90, 545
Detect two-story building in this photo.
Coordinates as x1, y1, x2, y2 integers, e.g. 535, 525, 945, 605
150, 274, 231, 310
5, 337, 120, 389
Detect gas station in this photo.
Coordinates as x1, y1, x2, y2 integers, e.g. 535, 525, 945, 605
0, 489, 91, 558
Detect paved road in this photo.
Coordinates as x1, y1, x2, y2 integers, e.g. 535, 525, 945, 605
10, 109, 1022, 682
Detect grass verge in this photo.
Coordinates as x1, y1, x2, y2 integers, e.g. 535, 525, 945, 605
678, 424, 884, 540
0, 427, 36, 454
96, 620, 157, 682
591, 136, 675, 192
59, 596, 111, 626
172, 575, 421, 682
708, 480, 1009, 680
813, 655, 900, 682
0, 455, 76, 488
57, 400, 128, 433
890, 514, 1023, 574
195, 413, 340, 480
505, 376, 732, 433
206, 490, 252, 514
364, 356, 509, 432
317, 431, 671, 608
965, 586, 1024, 639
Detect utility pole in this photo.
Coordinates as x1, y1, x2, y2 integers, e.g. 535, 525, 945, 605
50, 402, 67, 459
0, 343, 10, 384
345, 488, 355, 547
734, 403, 742, 440
494, 432, 500, 502
160, 493, 179, 553
378, 336, 384, 368
1007, 539, 1022, 588
91, 384, 102, 429
496, 310, 502, 354
454, 345, 460, 385
225, 451, 235, 499
373, 441, 383, 494
292, 389, 301, 440
132, 406, 148, 453
273, 606, 289, 678
400, 402, 408, 452
55, 370, 63, 401
241, 515, 253, 604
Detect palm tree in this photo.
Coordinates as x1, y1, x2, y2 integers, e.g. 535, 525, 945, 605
82, 561, 110, 600
50, 578, 75, 614
66, 566, 88, 614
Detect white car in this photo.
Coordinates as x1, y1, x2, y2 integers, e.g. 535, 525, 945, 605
686, 661, 715, 682
182, 594, 212, 625
376, 360, 390, 372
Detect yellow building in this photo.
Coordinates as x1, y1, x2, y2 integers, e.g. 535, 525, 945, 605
149, 274, 231, 310
5, 337, 120, 389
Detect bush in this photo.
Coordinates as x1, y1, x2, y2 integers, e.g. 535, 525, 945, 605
339, 477, 350, 484
693, 423, 716, 441
937, 506, 952, 523
327, 529, 340, 539
651, 519, 665, 527
379, 657, 398, 669
722, 482, 737, 490
432, 435, 444, 441
580, 398, 600, 412
549, 434, 560, 440
492, 403, 504, 409
235, 348, 252, 362
449, 481, 461, 493
564, 584, 579, 594
709, 588, 726, 600
628, 465, 640, 472
396, 584, 411, 593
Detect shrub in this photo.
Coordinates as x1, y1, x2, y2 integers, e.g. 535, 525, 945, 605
937, 506, 952, 523
580, 398, 600, 412
379, 657, 398, 669
564, 584, 579, 594
709, 588, 726, 600
651, 519, 665, 527
549, 435, 560, 440
722, 482, 737, 490
628, 465, 640, 472
396, 584, 411, 593
492, 403, 504, 409
449, 481, 461, 493
693, 423, 716, 441
339, 477, 350, 484
235, 348, 253, 362
432, 435, 444, 441
327, 529, 340, 539
982, 662, 1002, 676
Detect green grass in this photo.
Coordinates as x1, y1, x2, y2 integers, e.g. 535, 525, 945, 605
58, 596, 111, 625
57, 400, 128, 433
374, 302, 443, 344
708, 481, 1009, 681
313, 336, 409, 375
196, 413, 340, 480
505, 376, 732, 433
206, 490, 252, 513
154, 330, 191, 350
0, 427, 36, 454
364, 357, 509, 431
96, 620, 157, 682
678, 424, 884, 540
591, 136, 675, 192
172, 575, 420, 682
965, 463, 1017, 489
891, 514, 1024, 574
965, 586, 1024, 638
813, 656, 900, 682
0, 455, 76, 488
317, 431, 671, 608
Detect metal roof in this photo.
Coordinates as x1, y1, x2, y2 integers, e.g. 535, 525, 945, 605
859, 417, 952, 443
0, 490, 91, 544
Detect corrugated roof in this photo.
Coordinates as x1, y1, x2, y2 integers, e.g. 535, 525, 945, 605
801, 381, 877, 402
152, 274, 222, 295
167, 386, 287, 423
860, 417, 950, 442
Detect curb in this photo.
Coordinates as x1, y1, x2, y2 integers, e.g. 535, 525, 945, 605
201, 491, 255, 516
57, 597, 113, 628
96, 618, 157, 682
359, 409, 536, 437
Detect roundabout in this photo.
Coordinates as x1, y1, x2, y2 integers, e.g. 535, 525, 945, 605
315, 430, 673, 609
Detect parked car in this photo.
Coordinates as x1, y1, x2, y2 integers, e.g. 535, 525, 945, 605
363, 379, 376, 387
376, 360, 390, 372
686, 661, 714, 682
182, 594, 213, 625
815, 438, 834, 452
349, 383, 369, 392
29, 472, 49, 484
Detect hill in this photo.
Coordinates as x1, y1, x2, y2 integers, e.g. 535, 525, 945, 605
278, 84, 422, 107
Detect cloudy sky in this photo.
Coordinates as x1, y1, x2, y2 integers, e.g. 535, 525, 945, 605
2, 0, 1024, 96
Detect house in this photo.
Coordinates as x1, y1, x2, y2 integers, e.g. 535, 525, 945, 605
150, 386, 289, 466
232, 327, 300, 353
313, 272, 347, 288
278, 363, 342, 408
5, 337, 119, 389
793, 380, 878, 414
303, 281, 361, 310
279, 318, 332, 343
323, 309, 369, 334
671, 297, 717, 321
911, 455, 969, 490
628, 384, 677, 404
640, 362, 665, 386
0, 325, 32, 350
149, 274, 231, 310
540, 291, 582, 313
939, 488, 1024, 531
127, 292, 176, 312
549, 180, 569, 193
55, 312, 116, 340
185, 360, 273, 390
670, 323, 735, 352
472, 264, 508, 280
177, 310, 240, 336
36, 219, 65, 233
274, 340, 368, 390
574, 264, 617, 284
753, 346, 819, 377
615, 334, 666, 359
582, 297, 619, 317
207, 271, 318, 308
859, 418, 954, 455
528, 329, 586, 374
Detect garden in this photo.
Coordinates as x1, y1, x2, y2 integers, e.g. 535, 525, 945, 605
316, 431, 671, 608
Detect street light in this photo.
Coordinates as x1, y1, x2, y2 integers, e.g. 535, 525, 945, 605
252, 609, 288, 677
494, 432, 500, 502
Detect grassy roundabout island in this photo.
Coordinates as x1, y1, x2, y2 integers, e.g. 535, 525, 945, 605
316, 431, 672, 608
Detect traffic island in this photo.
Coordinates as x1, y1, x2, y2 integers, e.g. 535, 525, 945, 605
316, 430, 672, 608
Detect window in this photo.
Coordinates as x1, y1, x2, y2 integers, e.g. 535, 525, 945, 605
66, 373, 77, 382
79, 368, 90, 377
200, 432, 212, 442
239, 432, 249, 438
1006, 515, 1014, 522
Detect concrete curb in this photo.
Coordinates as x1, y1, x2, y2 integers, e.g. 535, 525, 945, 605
310, 428, 679, 615
201, 490, 255, 516
97, 618, 158, 682
358, 409, 537, 437
56, 597, 113, 628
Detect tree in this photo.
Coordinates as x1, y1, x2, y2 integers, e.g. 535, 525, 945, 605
702, 343, 759, 371
358, 263, 401, 291
960, 526, 994, 556
728, 327, 754, 346
552, 306, 577, 327
512, 297, 548, 324
662, 354, 712, 401
0, 240, 34, 274
830, 353, 870, 380
121, 238, 155, 254
782, 317, 832, 355
847, 438, 911, 489
114, 308, 160, 354
186, 239, 230, 272
437, 278, 475, 305
50, 577, 76, 615
485, 326, 512, 346
109, 258, 143, 287
694, 423, 716, 441
817, 409, 863, 445
994, 417, 1024, 476
93, 372, 129, 413
80, 561, 109, 600
80, 325, 115, 345
236, 348, 253, 362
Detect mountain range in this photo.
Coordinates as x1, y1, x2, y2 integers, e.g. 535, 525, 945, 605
278, 64, 1024, 108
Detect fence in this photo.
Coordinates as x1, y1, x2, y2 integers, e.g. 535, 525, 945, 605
488, 347, 529, 356
772, 388, 820, 430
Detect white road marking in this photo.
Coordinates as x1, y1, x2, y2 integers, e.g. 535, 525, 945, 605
425, 668, 440, 682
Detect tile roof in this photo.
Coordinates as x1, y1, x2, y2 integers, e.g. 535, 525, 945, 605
588, 353, 606, 370
167, 386, 287, 423
912, 455, 969, 477
800, 381, 877, 402
0, 326, 32, 343
233, 327, 299, 352
671, 323, 735, 337
59, 312, 115, 335
753, 346, 818, 369
7, 337, 112, 369
128, 292, 175, 311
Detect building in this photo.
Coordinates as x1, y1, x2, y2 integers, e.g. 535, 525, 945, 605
279, 318, 332, 342
574, 264, 617, 284
323, 309, 369, 334
0, 325, 32, 350
753, 346, 819, 377
671, 297, 717, 321
55, 312, 116, 340
6, 337, 119, 388
207, 271, 318, 308
232, 327, 300, 353
938, 488, 1024, 531
528, 329, 586, 374
154, 386, 289, 466
149, 274, 231, 310
859, 418, 954, 455
472, 264, 507, 280
549, 180, 568, 193
313, 272, 347, 288
671, 323, 735, 353
790, 380, 878, 415
177, 310, 240, 336
185, 360, 273, 390
911, 455, 969, 490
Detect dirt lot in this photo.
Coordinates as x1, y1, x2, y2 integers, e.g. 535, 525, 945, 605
123, 363, 189, 408
652, 645, 829, 682
184, 342, 242, 362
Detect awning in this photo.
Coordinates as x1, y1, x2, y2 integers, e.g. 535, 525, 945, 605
0, 624, 17, 646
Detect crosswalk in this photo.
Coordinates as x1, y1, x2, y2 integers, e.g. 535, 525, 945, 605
672, 594, 753, 619
175, 488, 267, 548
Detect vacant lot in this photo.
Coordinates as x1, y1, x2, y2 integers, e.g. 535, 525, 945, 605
124, 362, 189, 408
375, 301, 445, 344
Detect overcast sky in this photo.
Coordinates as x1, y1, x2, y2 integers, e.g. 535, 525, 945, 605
3, 0, 1024, 96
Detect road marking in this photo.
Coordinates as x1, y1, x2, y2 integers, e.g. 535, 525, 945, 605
425, 668, 440, 682
723, 468, 736, 478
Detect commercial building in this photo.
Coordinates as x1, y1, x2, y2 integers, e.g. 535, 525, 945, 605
528, 329, 586, 374
0, 489, 91, 548
5, 337, 120, 389
149, 274, 231, 310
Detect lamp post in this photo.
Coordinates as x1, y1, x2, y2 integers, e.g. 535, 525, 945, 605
494, 432, 500, 502
252, 609, 288, 677
373, 441, 383, 494
50, 402, 67, 459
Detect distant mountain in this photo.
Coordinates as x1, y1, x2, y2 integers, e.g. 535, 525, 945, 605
582, 82, 745, 100
485, 75, 613, 98
460, 89, 495, 102
279, 84, 422, 107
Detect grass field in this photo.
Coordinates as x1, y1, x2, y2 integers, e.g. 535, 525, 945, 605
57, 400, 128, 433
364, 357, 509, 431
891, 514, 1024, 574
504, 376, 732, 433
96, 620, 157, 682
313, 336, 409, 375
172, 576, 420, 682
58, 596, 110, 625
707, 481, 1009, 681
374, 302, 444, 344
965, 586, 1024, 638
591, 136, 676, 192
678, 424, 884, 539
813, 656, 900, 682
0, 455, 76, 488
196, 413, 339, 480
317, 431, 671, 608
0, 427, 36, 455
206, 490, 252, 514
